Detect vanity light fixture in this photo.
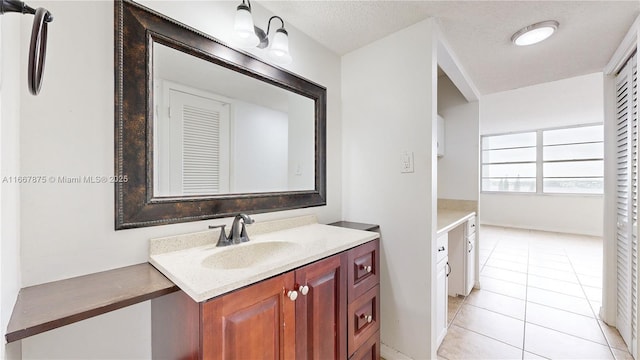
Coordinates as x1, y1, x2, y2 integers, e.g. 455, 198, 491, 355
233, 0, 292, 64
511, 20, 559, 46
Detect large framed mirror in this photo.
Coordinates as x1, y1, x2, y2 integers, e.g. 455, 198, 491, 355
115, 0, 326, 229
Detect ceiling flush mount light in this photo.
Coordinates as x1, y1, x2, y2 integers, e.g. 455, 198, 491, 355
233, 0, 292, 64
511, 20, 559, 46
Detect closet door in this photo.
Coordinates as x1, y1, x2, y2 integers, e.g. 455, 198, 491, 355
170, 90, 230, 195
616, 51, 638, 354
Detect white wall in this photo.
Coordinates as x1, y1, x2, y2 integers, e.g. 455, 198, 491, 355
232, 100, 288, 192
481, 193, 603, 236
479, 73, 604, 236
15, 1, 342, 358
437, 74, 479, 201
287, 93, 315, 191
342, 19, 438, 359
1, 14, 23, 360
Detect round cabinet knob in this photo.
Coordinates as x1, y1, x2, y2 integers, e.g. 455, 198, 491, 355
360, 314, 373, 323
287, 290, 298, 301
299, 285, 309, 296
360, 264, 372, 273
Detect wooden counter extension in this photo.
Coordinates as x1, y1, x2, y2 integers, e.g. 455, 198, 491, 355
5, 263, 178, 343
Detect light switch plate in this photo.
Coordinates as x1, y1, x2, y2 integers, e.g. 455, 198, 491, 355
401, 151, 414, 173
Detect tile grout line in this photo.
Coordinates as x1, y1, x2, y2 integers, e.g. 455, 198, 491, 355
488, 260, 579, 277
480, 234, 501, 274
523, 321, 612, 347
448, 295, 466, 328
525, 298, 601, 318
483, 267, 583, 287
463, 302, 524, 322
484, 292, 616, 346
448, 323, 524, 353
482, 276, 588, 301
565, 247, 617, 359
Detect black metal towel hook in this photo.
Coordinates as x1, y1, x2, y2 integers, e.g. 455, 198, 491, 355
0, 0, 53, 22
0, 0, 53, 96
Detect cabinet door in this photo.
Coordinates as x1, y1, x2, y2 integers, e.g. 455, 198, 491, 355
201, 272, 296, 360
446, 225, 465, 297
465, 232, 476, 295
295, 253, 347, 360
436, 257, 448, 347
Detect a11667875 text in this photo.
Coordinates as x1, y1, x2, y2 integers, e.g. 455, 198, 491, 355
2, 175, 129, 184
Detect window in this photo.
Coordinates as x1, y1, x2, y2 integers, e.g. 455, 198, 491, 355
542, 125, 604, 194
481, 124, 603, 195
482, 132, 537, 192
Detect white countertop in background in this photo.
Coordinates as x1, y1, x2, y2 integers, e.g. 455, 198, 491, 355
437, 209, 476, 235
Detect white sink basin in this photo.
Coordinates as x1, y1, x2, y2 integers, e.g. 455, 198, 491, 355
201, 241, 301, 270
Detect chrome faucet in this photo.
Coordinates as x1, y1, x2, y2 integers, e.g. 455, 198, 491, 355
209, 213, 255, 247
230, 213, 254, 244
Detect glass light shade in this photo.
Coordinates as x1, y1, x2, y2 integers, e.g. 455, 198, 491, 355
234, 5, 259, 47
268, 28, 292, 64
511, 21, 559, 46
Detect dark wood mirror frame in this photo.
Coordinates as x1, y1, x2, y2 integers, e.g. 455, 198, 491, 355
114, 0, 327, 230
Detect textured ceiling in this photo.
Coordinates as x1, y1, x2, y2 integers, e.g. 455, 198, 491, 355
260, 1, 640, 95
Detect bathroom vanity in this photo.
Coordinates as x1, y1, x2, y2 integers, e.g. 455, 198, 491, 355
149, 216, 380, 359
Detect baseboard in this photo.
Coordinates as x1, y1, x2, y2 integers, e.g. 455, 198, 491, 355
381, 343, 413, 360
478, 221, 601, 238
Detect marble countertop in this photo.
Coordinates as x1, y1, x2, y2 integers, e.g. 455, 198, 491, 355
437, 209, 476, 235
149, 217, 378, 302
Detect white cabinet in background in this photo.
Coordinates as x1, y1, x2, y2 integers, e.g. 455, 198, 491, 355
448, 215, 477, 297
465, 217, 477, 295
436, 232, 449, 347
437, 115, 445, 157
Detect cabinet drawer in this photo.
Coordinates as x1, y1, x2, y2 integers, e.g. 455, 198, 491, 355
466, 216, 477, 236
348, 285, 380, 357
349, 330, 380, 360
437, 232, 448, 263
348, 239, 379, 301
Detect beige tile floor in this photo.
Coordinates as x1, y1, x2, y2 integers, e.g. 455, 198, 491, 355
438, 225, 633, 360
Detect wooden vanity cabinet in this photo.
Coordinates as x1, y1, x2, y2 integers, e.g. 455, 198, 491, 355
295, 253, 348, 360
350, 331, 380, 360
201, 272, 297, 360
347, 240, 380, 358
151, 272, 296, 360
152, 239, 379, 360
